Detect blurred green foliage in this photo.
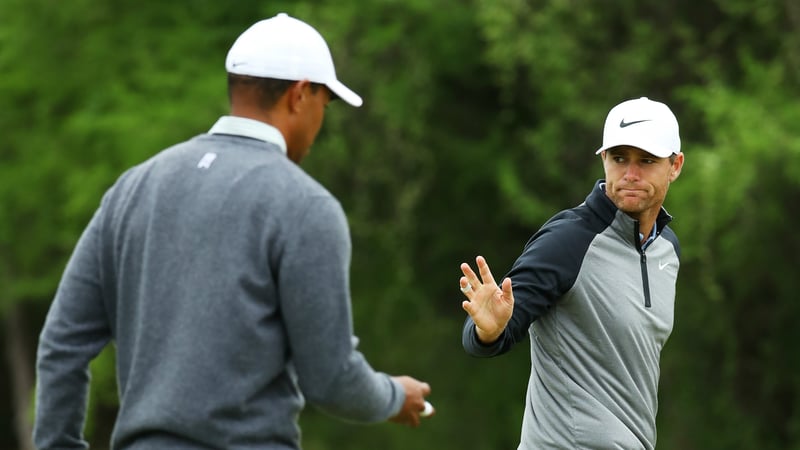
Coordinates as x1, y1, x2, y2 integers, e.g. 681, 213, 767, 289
3, 0, 800, 449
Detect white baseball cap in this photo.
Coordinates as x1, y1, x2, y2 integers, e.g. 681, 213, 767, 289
595, 97, 680, 158
225, 13, 363, 107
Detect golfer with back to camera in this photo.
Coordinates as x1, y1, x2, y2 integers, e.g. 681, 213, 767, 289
33, 13, 433, 449
460, 97, 684, 449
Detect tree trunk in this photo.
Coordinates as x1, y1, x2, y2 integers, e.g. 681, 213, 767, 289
5, 304, 35, 450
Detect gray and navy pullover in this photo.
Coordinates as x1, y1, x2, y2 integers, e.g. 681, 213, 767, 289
463, 180, 679, 450
34, 117, 404, 449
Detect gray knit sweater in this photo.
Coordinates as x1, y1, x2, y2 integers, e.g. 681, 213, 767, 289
34, 117, 404, 449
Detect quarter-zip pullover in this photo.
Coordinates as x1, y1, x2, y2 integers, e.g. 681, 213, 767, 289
463, 180, 680, 450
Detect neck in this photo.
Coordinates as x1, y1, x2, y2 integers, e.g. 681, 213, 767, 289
636, 214, 658, 243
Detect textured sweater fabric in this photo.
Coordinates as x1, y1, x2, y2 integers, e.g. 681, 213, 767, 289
34, 117, 404, 449
463, 180, 679, 450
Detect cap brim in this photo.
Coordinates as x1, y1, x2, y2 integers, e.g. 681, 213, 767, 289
326, 79, 362, 107
596, 144, 674, 158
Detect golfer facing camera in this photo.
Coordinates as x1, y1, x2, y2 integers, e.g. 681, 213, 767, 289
34, 13, 432, 449
460, 97, 684, 449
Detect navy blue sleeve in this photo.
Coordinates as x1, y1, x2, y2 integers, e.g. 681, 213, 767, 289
462, 210, 600, 357
659, 225, 680, 259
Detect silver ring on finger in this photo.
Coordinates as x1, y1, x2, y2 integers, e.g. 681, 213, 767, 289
460, 283, 472, 293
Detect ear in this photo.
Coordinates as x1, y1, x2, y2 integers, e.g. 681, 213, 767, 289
669, 152, 684, 182
286, 80, 311, 113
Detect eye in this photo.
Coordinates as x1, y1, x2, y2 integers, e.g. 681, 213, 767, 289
642, 159, 656, 164
612, 156, 626, 163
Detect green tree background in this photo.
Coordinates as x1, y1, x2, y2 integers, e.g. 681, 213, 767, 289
3, 0, 800, 449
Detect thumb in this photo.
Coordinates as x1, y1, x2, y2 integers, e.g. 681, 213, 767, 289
501, 278, 514, 300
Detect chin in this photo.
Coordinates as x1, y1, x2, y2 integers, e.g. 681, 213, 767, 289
615, 200, 645, 215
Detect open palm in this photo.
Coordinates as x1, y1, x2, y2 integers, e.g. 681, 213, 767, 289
460, 256, 514, 343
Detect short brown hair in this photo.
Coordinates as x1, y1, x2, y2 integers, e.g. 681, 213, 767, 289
227, 74, 327, 109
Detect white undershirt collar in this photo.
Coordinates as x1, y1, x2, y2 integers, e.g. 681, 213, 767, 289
208, 116, 287, 154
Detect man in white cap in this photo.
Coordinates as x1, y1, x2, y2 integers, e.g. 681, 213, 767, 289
34, 13, 432, 449
459, 97, 684, 449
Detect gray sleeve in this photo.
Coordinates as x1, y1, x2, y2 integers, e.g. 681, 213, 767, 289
34, 208, 112, 449
277, 195, 403, 422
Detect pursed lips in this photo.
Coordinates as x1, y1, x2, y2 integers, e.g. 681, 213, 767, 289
618, 186, 645, 196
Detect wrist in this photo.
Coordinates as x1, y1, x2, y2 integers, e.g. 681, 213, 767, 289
475, 326, 502, 344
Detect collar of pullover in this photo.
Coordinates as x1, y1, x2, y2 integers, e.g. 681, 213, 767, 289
208, 116, 287, 155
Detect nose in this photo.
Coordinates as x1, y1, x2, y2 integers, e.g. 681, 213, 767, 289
623, 163, 642, 181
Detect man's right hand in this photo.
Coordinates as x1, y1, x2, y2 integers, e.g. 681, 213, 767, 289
389, 376, 433, 427
459, 256, 514, 344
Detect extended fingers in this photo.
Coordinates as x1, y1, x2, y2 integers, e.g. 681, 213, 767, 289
461, 256, 498, 295
459, 276, 473, 294
460, 262, 477, 280
476, 256, 497, 286
460, 262, 480, 291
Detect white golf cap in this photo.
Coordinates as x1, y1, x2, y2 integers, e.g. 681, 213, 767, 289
596, 97, 680, 158
225, 13, 363, 107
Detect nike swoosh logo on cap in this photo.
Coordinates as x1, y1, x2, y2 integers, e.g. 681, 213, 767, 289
619, 118, 652, 128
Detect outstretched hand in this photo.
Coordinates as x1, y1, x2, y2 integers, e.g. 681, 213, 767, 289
460, 256, 514, 344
